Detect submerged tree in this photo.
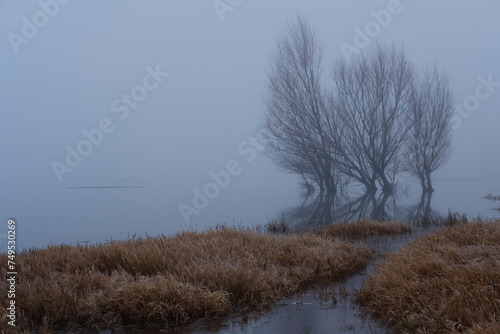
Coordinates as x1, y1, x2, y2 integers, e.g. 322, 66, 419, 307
262, 15, 454, 197
262, 14, 340, 195
406, 66, 454, 192
328, 45, 416, 193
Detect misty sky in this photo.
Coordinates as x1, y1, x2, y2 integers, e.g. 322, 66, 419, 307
1, 1, 499, 247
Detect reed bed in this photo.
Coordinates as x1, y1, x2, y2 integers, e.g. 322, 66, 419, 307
0, 228, 370, 332
266, 219, 290, 235
315, 219, 412, 238
357, 220, 500, 333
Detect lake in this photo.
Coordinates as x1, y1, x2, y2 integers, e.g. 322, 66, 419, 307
1, 172, 499, 251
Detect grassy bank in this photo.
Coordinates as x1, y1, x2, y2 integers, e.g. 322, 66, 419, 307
357, 220, 500, 333
0, 227, 371, 332
315, 219, 412, 238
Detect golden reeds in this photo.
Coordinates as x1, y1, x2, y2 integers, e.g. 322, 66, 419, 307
356, 220, 500, 333
0, 228, 370, 332
316, 219, 412, 239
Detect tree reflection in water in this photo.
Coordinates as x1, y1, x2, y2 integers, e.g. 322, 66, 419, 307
283, 188, 438, 231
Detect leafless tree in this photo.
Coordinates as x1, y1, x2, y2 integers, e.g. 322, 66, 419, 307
262, 14, 341, 195
262, 16, 454, 199
328, 44, 416, 193
405, 66, 454, 192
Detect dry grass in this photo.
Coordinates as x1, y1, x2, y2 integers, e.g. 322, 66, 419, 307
422, 211, 469, 228
266, 213, 291, 235
357, 220, 500, 333
315, 219, 412, 239
0, 228, 370, 332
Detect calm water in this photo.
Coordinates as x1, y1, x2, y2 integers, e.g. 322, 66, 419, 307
1, 175, 499, 251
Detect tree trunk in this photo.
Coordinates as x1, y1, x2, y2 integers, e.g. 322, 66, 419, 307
425, 169, 434, 192
420, 180, 428, 193
379, 173, 394, 195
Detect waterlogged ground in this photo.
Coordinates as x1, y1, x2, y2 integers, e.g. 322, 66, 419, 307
108, 230, 424, 334
199, 234, 419, 334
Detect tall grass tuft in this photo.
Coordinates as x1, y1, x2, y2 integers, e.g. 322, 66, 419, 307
266, 213, 290, 235
315, 219, 412, 239
0, 228, 370, 332
357, 220, 500, 333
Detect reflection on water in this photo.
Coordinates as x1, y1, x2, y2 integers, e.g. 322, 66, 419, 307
3, 176, 499, 249
405, 191, 442, 225
283, 186, 468, 232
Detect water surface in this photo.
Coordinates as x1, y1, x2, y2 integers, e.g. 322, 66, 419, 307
1, 177, 499, 250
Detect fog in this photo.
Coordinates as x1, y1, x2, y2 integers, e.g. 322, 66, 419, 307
1, 0, 499, 249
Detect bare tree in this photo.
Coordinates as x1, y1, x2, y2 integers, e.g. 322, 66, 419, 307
262, 16, 454, 199
406, 66, 453, 192
328, 44, 416, 193
262, 14, 341, 195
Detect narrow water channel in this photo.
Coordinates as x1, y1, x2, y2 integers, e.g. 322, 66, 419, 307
107, 227, 432, 334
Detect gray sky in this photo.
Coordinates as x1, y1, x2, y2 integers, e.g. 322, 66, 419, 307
1, 1, 500, 247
